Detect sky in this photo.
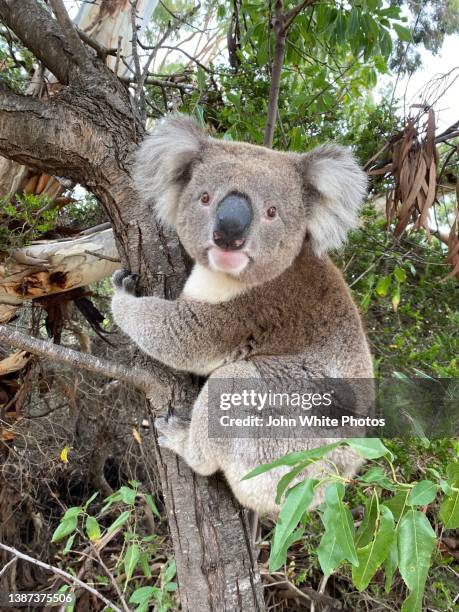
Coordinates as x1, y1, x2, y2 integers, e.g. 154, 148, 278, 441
387, 34, 459, 131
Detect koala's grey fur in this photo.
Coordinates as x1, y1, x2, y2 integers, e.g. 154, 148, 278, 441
111, 114, 372, 514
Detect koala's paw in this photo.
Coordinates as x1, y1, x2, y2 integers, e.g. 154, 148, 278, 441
112, 269, 139, 295
155, 415, 190, 455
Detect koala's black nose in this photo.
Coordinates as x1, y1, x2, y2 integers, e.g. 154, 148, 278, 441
213, 192, 252, 250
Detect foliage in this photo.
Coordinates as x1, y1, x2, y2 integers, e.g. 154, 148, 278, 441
52, 481, 178, 612
245, 439, 459, 611
0, 193, 59, 251
340, 210, 459, 378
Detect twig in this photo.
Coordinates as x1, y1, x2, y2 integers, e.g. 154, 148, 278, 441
84, 250, 121, 263
0, 541, 123, 612
90, 544, 130, 612
0, 326, 154, 393
114, 35, 123, 76
76, 27, 118, 60
0, 555, 16, 578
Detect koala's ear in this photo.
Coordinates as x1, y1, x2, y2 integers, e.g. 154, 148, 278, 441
133, 114, 207, 227
298, 144, 367, 256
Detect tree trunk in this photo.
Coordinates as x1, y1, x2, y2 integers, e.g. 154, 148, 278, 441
0, 2, 264, 608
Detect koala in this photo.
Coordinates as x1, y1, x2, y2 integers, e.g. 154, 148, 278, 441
111, 114, 373, 514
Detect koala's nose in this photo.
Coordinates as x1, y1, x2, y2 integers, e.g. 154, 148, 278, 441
213, 192, 252, 250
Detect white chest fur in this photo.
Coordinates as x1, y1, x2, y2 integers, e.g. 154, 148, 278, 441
182, 264, 247, 304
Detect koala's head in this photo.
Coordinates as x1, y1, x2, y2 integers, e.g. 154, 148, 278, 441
134, 114, 367, 286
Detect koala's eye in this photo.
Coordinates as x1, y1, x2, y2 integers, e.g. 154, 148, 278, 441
266, 206, 277, 219
200, 192, 210, 205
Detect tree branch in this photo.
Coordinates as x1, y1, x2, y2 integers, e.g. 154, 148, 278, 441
284, 0, 315, 30
264, 1, 286, 148
0, 0, 74, 84
48, 0, 90, 69
0, 325, 157, 394
0, 80, 110, 183
263, 0, 315, 147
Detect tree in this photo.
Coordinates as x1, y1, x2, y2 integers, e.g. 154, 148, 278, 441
0, 1, 262, 609
0, 0, 457, 609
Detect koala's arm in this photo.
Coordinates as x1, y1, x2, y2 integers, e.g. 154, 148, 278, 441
111, 270, 242, 372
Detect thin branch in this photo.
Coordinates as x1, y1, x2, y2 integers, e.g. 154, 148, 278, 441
264, 1, 286, 148
284, 0, 315, 29
90, 544, 130, 612
77, 27, 119, 60
120, 76, 194, 91
263, 0, 315, 147
0, 542, 123, 612
0, 325, 153, 393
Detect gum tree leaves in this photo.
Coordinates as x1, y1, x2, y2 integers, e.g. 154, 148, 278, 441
269, 478, 317, 571
352, 505, 395, 591
439, 462, 459, 528
398, 509, 436, 612
317, 482, 358, 576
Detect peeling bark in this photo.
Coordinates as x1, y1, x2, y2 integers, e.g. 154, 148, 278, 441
0, 228, 119, 323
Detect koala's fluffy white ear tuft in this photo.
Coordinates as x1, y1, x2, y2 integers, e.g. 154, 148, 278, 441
300, 144, 367, 256
134, 114, 207, 227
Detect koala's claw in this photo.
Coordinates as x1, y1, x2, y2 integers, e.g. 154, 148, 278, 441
112, 269, 139, 294
155, 416, 189, 454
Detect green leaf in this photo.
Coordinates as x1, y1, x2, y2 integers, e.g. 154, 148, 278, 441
446, 461, 459, 487
85, 516, 101, 541
384, 490, 410, 522
62, 506, 83, 520
394, 266, 407, 283
124, 544, 140, 582
269, 478, 317, 572
346, 438, 393, 460
384, 538, 398, 593
375, 275, 391, 297
358, 466, 396, 491
242, 443, 341, 480
107, 510, 131, 534
63, 533, 76, 555
317, 526, 346, 576
439, 490, 459, 528
317, 482, 358, 575
352, 505, 395, 591
52, 516, 78, 543
398, 510, 436, 612
275, 461, 309, 504
392, 284, 400, 311
355, 491, 378, 548
407, 481, 437, 506
269, 527, 305, 572
118, 486, 137, 505
129, 586, 159, 605
139, 552, 152, 578
347, 8, 360, 38
163, 559, 177, 584
393, 23, 412, 42
83, 492, 99, 509
144, 494, 161, 518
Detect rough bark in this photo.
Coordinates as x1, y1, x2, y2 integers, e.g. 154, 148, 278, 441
0, 2, 264, 609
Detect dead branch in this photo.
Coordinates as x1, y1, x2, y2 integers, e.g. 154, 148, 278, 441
0, 326, 156, 394
0, 541, 123, 612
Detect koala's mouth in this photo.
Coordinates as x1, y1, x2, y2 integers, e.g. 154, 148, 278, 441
207, 246, 250, 275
